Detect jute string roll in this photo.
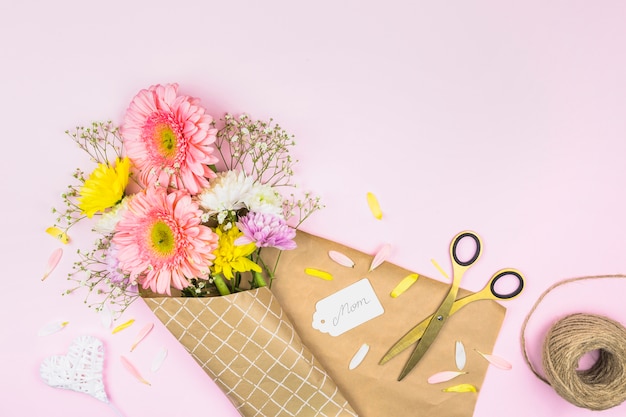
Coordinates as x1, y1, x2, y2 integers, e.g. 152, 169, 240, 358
520, 275, 626, 411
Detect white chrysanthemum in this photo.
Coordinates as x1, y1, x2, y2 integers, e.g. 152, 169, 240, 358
198, 170, 255, 214
246, 183, 283, 217
93, 197, 131, 235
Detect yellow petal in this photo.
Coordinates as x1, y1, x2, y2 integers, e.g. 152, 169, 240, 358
112, 319, 135, 334
390, 274, 419, 298
45, 227, 69, 244
442, 383, 477, 393
366, 192, 383, 220
235, 257, 262, 273
304, 268, 333, 281
431, 258, 450, 280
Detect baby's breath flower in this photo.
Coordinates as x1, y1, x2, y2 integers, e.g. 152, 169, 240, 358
212, 114, 323, 227
66, 236, 138, 318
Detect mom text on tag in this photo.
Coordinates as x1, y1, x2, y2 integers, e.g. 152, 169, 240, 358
312, 278, 384, 336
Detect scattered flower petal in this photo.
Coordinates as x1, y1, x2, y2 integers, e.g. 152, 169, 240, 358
369, 243, 391, 272
455, 341, 466, 371
130, 323, 154, 352
475, 350, 512, 370
366, 192, 383, 220
328, 250, 355, 268
151, 348, 168, 373
430, 258, 450, 280
38, 321, 69, 336
99, 305, 112, 329
112, 319, 135, 334
427, 371, 467, 384
349, 344, 370, 370
42, 248, 63, 281
305, 268, 333, 281
121, 355, 151, 386
390, 274, 419, 298
442, 383, 477, 393
45, 227, 69, 244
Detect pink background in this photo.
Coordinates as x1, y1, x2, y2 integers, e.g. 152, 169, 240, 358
2, 1, 626, 416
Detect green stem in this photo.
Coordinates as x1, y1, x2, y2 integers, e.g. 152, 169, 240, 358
213, 274, 231, 296
252, 271, 267, 288
271, 250, 283, 275
253, 249, 277, 288
234, 271, 240, 292
272, 251, 283, 273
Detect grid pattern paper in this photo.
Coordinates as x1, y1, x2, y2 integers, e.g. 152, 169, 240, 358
144, 287, 357, 417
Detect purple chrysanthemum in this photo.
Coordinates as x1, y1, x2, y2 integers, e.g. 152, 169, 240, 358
235, 212, 297, 250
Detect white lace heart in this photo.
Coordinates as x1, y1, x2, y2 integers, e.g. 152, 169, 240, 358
40, 335, 109, 403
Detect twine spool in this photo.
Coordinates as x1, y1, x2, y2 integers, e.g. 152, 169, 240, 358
521, 275, 626, 411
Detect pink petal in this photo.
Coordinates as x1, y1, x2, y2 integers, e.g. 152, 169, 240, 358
130, 323, 154, 352
369, 243, 392, 272
121, 355, 151, 386
475, 350, 512, 370
42, 247, 63, 281
427, 371, 467, 384
328, 250, 355, 268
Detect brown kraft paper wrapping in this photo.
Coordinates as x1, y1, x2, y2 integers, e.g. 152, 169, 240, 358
143, 285, 357, 417
265, 231, 506, 417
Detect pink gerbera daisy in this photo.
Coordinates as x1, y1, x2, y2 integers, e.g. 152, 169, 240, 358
122, 83, 219, 194
112, 187, 218, 295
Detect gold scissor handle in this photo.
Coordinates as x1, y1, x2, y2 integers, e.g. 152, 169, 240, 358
454, 268, 524, 310
450, 231, 482, 273
379, 268, 524, 366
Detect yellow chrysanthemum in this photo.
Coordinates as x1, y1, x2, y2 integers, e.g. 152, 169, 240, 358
78, 157, 130, 218
212, 226, 261, 280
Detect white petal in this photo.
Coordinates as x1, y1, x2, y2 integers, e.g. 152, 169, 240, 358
151, 348, 168, 372
455, 341, 466, 370
349, 344, 369, 370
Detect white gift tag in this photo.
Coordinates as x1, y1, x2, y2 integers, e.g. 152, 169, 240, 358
312, 278, 384, 336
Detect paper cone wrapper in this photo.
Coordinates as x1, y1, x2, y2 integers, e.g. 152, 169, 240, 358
264, 231, 507, 417
143, 287, 357, 417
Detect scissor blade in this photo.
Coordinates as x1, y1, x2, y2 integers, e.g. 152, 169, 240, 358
397, 290, 458, 381
379, 317, 430, 365
381, 291, 487, 365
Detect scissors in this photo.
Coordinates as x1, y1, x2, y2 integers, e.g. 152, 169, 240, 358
379, 231, 524, 381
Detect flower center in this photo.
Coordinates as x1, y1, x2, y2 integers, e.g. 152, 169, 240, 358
142, 112, 183, 164
155, 123, 177, 158
149, 220, 176, 256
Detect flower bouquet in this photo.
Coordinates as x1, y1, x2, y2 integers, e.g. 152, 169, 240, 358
49, 84, 356, 417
